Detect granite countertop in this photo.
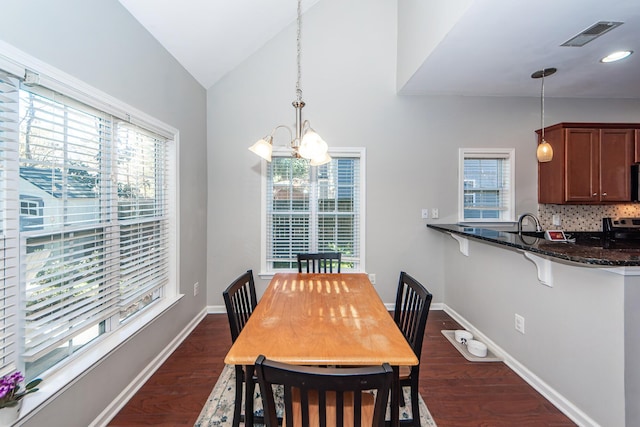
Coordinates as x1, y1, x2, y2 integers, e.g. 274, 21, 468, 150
427, 224, 640, 266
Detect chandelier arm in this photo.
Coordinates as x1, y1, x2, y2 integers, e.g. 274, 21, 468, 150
270, 124, 293, 142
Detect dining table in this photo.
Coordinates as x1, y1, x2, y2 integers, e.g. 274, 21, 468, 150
224, 272, 419, 427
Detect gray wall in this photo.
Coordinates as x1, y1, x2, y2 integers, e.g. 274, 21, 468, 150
0, 1, 207, 426
442, 236, 625, 426
207, 0, 640, 425
625, 277, 640, 426
206, 0, 640, 304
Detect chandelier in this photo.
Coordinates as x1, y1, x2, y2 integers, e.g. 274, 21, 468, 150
248, 0, 331, 166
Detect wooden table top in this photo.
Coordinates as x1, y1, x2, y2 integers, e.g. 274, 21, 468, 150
224, 273, 418, 367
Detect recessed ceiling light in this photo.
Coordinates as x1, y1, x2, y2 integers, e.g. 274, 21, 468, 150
601, 50, 633, 63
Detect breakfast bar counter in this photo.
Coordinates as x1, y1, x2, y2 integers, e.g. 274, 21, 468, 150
427, 223, 640, 267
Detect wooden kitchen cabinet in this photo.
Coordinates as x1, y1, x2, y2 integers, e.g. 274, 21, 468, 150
537, 123, 637, 204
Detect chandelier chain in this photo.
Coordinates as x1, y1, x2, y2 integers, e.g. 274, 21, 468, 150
296, 0, 303, 102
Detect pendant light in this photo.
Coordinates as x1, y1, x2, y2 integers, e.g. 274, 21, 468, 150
531, 68, 556, 163
248, 0, 331, 165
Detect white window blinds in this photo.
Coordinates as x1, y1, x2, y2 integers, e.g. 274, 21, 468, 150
459, 149, 515, 222
265, 151, 363, 272
0, 71, 20, 375
19, 86, 119, 362
116, 123, 169, 320
6, 74, 175, 377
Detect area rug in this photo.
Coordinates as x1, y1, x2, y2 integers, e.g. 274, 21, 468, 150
195, 364, 437, 426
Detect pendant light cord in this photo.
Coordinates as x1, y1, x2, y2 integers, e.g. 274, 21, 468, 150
540, 70, 545, 141
296, 0, 303, 103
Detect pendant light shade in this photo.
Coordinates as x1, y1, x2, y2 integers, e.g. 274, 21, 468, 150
298, 130, 328, 160
309, 152, 332, 166
248, 136, 273, 162
531, 67, 557, 163
536, 140, 553, 162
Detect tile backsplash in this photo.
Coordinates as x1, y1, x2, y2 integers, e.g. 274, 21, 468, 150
538, 204, 640, 231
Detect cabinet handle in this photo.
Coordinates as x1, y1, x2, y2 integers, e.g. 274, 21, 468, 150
602, 192, 607, 197
593, 192, 598, 196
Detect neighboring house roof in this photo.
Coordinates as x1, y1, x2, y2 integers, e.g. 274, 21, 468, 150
20, 166, 97, 198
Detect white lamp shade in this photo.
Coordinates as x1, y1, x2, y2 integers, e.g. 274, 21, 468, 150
298, 130, 328, 160
537, 140, 553, 162
248, 138, 273, 162
309, 152, 332, 166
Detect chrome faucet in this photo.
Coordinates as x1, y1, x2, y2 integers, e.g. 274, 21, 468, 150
517, 213, 542, 234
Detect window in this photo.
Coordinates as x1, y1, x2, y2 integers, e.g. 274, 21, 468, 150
459, 148, 515, 222
0, 56, 176, 384
261, 147, 365, 273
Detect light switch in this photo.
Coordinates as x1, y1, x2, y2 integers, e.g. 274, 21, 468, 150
421, 209, 429, 219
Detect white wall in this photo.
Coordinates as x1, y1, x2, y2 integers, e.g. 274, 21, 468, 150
0, 1, 207, 426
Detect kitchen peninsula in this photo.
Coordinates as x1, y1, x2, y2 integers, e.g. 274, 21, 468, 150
428, 223, 640, 427
427, 223, 640, 266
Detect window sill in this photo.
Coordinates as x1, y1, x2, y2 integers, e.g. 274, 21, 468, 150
259, 270, 362, 279
18, 294, 183, 423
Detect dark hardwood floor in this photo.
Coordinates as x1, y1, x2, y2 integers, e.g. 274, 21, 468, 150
108, 310, 575, 426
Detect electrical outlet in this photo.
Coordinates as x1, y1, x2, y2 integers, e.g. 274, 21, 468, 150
368, 273, 376, 285
552, 214, 561, 226
431, 208, 439, 219
193, 282, 199, 296
515, 313, 525, 334
421, 209, 429, 219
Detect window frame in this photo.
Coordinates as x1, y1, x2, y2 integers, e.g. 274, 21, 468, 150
458, 148, 515, 223
0, 41, 180, 416
258, 146, 366, 277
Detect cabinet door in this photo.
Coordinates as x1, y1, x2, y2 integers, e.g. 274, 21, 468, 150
538, 127, 565, 203
600, 129, 633, 201
565, 128, 599, 202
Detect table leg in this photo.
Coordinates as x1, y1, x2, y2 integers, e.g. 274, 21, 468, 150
391, 365, 399, 427
244, 364, 255, 427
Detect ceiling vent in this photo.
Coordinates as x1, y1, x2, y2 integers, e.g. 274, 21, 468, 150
561, 21, 623, 47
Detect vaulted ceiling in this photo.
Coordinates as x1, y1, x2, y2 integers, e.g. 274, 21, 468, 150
119, 0, 640, 98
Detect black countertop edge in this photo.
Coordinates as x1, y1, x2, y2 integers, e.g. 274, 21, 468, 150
427, 224, 640, 267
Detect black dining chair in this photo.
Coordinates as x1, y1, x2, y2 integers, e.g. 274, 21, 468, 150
255, 354, 392, 427
223, 269, 258, 427
297, 252, 342, 273
393, 271, 433, 427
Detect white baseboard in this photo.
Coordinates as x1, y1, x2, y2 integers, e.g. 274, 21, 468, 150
208, 304, 226, 314
442, 304, 599, 427
90, 307, 208, 427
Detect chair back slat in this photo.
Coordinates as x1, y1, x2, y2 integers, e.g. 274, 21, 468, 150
297, 252, 342, 273
223, 269, 258, 342
256, 355, 392, 427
